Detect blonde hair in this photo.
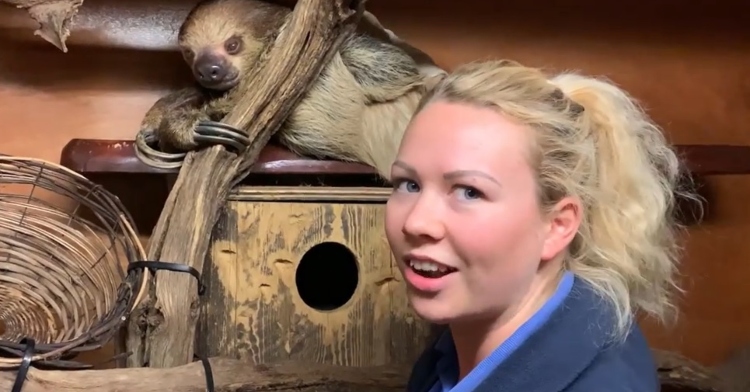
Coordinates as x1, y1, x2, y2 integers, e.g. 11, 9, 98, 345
415, 59, 695, 338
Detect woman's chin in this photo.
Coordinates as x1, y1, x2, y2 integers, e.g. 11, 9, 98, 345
408, 295, 457, 324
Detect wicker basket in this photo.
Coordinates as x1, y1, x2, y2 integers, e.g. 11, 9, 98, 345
0, 155, 148, 369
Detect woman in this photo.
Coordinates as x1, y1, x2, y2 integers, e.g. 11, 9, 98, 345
385, 59, 691, 391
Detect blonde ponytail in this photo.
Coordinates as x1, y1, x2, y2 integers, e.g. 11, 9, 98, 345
551, 73, 687, 336
417, 60, 694, 339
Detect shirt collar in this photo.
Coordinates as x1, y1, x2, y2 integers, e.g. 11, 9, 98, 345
409, 275, 617, 392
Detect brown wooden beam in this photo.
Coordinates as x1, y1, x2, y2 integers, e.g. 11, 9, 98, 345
0, 359, 409, 392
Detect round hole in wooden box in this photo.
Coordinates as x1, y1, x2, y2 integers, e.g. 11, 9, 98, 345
295, 241, 359, 311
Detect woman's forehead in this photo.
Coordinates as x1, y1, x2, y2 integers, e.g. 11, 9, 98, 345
401, 101, 532, 170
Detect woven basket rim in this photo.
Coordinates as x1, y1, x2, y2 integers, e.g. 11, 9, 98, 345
0, 155, 149, 369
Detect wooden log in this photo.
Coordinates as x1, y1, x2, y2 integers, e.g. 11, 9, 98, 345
655, 349, 725, 392
0, 349, 729, 391
0, 358, 409, 392
126, 0, 366, 368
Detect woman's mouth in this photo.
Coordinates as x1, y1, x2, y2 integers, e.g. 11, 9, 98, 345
407, 258, 457, 279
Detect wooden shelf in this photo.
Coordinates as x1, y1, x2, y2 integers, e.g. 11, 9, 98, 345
59, 138, 377, 176
59, 139, 750, 177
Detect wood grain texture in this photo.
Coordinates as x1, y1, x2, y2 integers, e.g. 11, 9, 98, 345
199, 192, 432, 367
0, 357, 410, 392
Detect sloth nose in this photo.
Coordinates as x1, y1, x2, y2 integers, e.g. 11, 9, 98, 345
196, 62, 227, 82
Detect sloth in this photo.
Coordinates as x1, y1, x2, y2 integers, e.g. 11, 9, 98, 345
139, 0, 433, 179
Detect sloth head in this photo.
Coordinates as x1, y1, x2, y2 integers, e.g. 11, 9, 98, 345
177, 0, 288, 91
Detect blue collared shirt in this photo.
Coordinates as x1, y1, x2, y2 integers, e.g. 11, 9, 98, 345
408, 273, 660, 392
429, 271, 575, 392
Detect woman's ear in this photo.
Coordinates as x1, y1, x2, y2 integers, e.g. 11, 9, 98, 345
540, 196, 582, 261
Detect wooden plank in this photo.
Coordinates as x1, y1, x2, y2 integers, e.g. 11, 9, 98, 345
200, 201, 432, 366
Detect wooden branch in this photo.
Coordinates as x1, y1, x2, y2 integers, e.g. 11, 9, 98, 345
655, 349, 725, 392
126, 0, 366, 368
1, 0, 84, 52
0, 359, 408, 392
222, 1, 367, 182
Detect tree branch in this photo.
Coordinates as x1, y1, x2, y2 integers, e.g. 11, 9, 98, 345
0, 358, 407, 392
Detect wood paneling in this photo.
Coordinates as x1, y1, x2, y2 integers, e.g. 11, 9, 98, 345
1, 0, 749, 366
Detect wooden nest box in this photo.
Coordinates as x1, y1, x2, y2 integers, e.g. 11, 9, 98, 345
197, 153, 433, 367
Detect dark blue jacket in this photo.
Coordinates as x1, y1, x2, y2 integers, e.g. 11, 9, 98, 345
407, 277, 660, 392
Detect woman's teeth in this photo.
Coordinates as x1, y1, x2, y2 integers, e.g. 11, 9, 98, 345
408, 259, 456, 278
410, 260, 449, 272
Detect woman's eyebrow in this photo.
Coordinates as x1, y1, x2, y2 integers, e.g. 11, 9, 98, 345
393, 161, 501, 187
444, 170, 501, 186
392, 160, 418, 176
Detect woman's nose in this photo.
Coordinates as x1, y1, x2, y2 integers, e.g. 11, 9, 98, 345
402, 197, 445, 241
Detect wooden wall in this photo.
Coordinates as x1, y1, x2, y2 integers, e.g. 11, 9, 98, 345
1, 0, 749, 366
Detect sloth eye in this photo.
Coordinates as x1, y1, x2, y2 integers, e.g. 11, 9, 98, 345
181, 48, 194, 61
224, 36, 242, 55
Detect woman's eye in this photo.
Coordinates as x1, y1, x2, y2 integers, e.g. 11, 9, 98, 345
455, 186, 482, 200
394, 179, 420, 193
